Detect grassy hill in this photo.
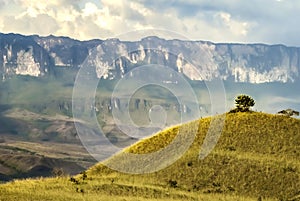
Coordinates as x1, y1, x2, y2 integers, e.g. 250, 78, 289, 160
0, 112, 299, 201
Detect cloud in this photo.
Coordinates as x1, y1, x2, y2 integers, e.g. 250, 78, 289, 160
135, 0, 300, 45
3, 14, 59, 35
0, 0, 299, 46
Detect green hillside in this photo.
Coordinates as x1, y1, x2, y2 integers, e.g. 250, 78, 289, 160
0, 112, 299, 201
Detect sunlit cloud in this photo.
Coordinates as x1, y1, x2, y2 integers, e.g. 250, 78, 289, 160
0, 0, 299, 45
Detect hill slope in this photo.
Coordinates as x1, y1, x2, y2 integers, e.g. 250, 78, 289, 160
0, 112, 299, 201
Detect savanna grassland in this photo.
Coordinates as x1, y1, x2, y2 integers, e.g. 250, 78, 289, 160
0, 112, 299, 201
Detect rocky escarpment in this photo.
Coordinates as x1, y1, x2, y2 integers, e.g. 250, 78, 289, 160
1, 33, 300, 83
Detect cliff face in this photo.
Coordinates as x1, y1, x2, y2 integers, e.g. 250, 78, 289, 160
1, 33, 299, 83
0, 33, 101, 79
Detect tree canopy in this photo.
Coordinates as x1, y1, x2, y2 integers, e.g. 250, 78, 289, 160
230, 94, 255, 113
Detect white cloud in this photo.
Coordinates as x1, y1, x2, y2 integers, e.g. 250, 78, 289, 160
82, 2, 99, 17
215, 12, 250, 37
0, 0, 299, 45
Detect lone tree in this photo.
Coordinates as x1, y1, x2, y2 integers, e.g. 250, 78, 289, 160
231, 94, 255, 113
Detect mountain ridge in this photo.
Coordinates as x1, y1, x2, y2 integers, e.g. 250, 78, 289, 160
1, 32, 300, 83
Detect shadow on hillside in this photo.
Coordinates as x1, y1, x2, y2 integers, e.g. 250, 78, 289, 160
0, 104, 29, 138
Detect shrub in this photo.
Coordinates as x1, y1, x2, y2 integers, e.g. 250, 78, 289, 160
168, 180, 178, 188
230, 94, 255, 113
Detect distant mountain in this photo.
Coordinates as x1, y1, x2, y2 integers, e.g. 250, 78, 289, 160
1, 33, 300, 83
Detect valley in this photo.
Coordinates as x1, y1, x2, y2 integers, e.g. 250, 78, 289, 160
1, 71, 300, 181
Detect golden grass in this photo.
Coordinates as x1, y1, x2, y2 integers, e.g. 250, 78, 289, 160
0, 112, 299, 201
0, 176, 277, 201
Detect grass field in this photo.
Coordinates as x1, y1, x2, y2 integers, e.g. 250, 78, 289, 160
0, 177, 277, 201
0, 111, 299, 201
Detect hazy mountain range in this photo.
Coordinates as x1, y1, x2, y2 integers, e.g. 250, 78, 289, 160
1, 32, 300, 181
1, 32, 300, 83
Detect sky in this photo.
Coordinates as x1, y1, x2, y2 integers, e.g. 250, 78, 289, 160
0, 0, 299, 46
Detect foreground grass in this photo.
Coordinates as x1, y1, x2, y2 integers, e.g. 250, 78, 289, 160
0, 177, 276, 201
92, 112, 300, 200
0, 112, 299, 200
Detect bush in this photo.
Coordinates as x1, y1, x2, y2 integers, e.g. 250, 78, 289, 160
168, 180, 178, 188
230, 94, 255, 113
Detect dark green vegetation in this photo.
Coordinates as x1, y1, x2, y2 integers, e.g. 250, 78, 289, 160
230, 94, 255, 113
0, 112, 299, 200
